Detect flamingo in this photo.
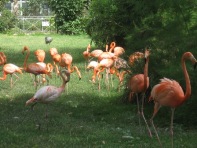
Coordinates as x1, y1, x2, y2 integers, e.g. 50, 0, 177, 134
96, 58, 115, 90
59, 53, 81, 80
86, 61, 100, 83
97, 45, 115, 62
83, 44, 91, 70
34, 49, 45, 62
149, 52, 197, 147
26, 69, 70, 129
0, 52, 7, 65
128, 48, 152, 137
128, 52, 144, 66
109, 41, 125, 57
49, 47, 61, 75
0, 63, 23, 88
22, 46, 52, 89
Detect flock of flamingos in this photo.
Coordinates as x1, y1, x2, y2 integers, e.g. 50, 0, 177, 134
0, 38, 197, 147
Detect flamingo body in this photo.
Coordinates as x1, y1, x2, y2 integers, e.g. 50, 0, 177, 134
129, 74, 149, 94
26, 69, 70, 106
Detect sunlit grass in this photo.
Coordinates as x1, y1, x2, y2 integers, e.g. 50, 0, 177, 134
0, 34, 197, 147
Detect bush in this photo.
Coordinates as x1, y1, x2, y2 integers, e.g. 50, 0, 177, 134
0, 9, 17, 33
58, 16, 88, 35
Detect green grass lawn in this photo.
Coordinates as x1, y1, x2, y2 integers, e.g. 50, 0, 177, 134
0, 34, 197, 147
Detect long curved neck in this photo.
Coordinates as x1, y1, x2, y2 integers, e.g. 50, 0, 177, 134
0, 71, 7, 80
23, 48, 30, 70
144, 56, 149, 91
182, 56, 191, 100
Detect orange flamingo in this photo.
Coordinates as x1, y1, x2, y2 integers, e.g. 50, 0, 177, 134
0, 52, 7, 65
26, 69, 70, 129
97, 45, 116, 62
59, 53, 81, 80
96, 58, 115, 90
34, 49, 46, 62
49, 47, 61, 75
128, 49, 152, 137
0, 63, 23, 88
109, 41, 125, 57
128, 52, 144, 66
86, 61, 100, 83
22, 46, 52, 89
149, 52, 197, 147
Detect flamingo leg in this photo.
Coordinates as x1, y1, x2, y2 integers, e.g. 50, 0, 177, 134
171, 108, 175, 148
150, 102, 162, 147
10, 74, 13, 88
141, 93, 152, 137
136, 93, 141, 132
12, 73, 20, 86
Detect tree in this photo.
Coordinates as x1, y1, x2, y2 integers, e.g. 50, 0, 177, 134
49, 0, 88, 34
0, 0, 9, 11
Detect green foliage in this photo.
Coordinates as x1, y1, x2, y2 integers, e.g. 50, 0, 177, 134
0, 0, 9, 11
50, 0, 86, 34
0, 9, 17, 33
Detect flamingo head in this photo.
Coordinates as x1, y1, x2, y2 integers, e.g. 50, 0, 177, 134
22, 46, 29, 54
144, 48, 150, 63
26, 97, 37, 106
60, 69, 70, 82
184, 52, 197, 69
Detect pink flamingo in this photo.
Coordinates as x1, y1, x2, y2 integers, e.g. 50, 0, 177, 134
0, 63, 23, 88
128, 49, 152, 137
26, 69, 70, 129
149, 52, 197, 147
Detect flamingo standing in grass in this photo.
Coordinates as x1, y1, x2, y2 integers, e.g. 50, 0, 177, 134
26, 69, 70, 129
149, 52, 197, 148
128, 48, 152, 137
22, 46, 52, 89
0, 63, 23, 88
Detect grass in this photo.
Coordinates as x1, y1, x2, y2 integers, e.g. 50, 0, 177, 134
0, 34, 197, 147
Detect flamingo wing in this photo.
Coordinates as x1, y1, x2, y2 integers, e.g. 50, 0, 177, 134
150, 78, 185, 107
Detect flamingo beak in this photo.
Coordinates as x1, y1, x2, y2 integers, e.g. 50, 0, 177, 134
194, 62, 197, 69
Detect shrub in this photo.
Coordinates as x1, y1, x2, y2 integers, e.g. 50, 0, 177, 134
0, 9, 17, 33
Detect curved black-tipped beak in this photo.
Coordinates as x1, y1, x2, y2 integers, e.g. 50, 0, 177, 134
194, 62, 197, 69
79, 77, 81, 80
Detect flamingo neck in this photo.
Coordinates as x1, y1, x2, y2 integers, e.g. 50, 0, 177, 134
24, 49, 30, 70
182, 56, 191, 100
0, 71, 7, 80
144, 56, 149, 91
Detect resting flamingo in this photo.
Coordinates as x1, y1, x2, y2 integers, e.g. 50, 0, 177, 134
149, 52, 197, 147
109, 41, 125, 57
0, 63, 23, 88
26, 69, 70, 129
0, 52, 7, 65
22, 46, 52, 89
128, 48, 152, 137
128, 52, 144, 66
